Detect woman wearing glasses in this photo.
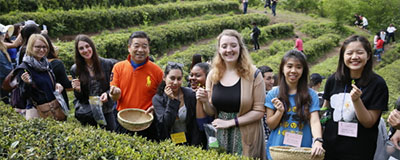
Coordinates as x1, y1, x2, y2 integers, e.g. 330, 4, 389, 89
16, 34, 64, 120
153, 62, 203, 147
196, 29, 266, 159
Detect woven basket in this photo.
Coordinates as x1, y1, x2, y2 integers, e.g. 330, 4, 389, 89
270, 146, 324, 160
117, 108, 153, 131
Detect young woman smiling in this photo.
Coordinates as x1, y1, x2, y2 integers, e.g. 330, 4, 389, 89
265, 50, 324, 160
322, 35, 388, 159
197, 29, 266, 159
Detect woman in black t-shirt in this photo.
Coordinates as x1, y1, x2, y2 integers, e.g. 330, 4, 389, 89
322, 35, 388, 160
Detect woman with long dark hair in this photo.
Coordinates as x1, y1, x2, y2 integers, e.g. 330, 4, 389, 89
153, 62, 202, 146
265, 50, 324, 159
322, 35, 388, 159
71, 34, 117, 131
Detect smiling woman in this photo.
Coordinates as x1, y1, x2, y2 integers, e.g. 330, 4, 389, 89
15, 34, 66, 121
197, 29, 266, 159
322, 35, 389, 159
70, 34, 118, 131
153, 62, 205, 147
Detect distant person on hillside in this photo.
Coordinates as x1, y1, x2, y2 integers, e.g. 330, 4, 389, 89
251, 22, 261, 51
109, 31, 163, 140
387, 24, 397, 43
375, 36, 384, 62
373, 32, 379, 49
354, 14, 362, 27
361, 16, 368, 30
309, 73, 325, 107
294, 35, 303, 53
242, 0, 248, 14
271, 0, 278, 16
264, 0, 271, 13
380, 30, 387, 52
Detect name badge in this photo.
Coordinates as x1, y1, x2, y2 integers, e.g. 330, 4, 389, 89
338, 121, 358, 138
171, 132, 187, 144
283, 132, 303, 147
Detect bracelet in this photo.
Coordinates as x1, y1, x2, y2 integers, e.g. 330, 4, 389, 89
314, 137, 323, 144
234, 117, 239, 127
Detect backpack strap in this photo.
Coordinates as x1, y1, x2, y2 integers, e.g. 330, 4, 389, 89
254, 69, 260, 81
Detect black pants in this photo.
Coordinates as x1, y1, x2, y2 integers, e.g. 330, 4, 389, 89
77, 111, 117, 131
388, 33, 396, 43
114, 108, 159, 142
253, 36, 260, 50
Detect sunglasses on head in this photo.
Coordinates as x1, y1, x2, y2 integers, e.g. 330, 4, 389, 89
167, 61, 184, 68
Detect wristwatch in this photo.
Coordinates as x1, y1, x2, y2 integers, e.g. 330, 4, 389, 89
314, 138, 323, 144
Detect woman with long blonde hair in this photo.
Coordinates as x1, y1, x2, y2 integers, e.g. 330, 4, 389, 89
196, 29, 266, 159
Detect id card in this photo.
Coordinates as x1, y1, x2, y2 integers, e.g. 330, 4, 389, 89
171, 132, 187, 144
283, 132, 303, 147
338, 121, 358, 138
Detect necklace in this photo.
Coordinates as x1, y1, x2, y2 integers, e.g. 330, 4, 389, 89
87, 64, 94, 70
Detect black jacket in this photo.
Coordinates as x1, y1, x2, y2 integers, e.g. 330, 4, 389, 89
70, 57, 117, 113
153, 87, 203, 146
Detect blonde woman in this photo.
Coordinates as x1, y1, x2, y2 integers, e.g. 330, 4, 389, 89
16, 34, 64, 120
196, 29, 266, 159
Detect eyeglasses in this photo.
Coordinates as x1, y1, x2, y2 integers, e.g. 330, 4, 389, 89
167, 61, 184, 68
34, 45, 48, 50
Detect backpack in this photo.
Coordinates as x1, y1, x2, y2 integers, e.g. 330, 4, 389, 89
6, 63, 30, 109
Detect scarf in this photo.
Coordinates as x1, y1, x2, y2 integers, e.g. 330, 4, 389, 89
22, 54, 50, 72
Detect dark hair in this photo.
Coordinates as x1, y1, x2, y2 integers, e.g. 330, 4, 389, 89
190, 54, 202, 70
335, 35, 373, 86
74, 34, 104, 85
128, 31, 151, 47
12, 23, 22, 37
41, 33, 58, 59
252, 22, 257, 25
156, 62, 183, 95
309, 78, 321, 88
278, 50, 311, 124
258, 65, 273, 77
18, 24, 41, 64
193, 62, 210, 76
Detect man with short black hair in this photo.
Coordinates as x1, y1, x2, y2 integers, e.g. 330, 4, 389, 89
309, 73, 325, 107
109, 31, 163, 141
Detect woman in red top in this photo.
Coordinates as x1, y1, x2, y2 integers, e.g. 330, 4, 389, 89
375, 36, 384, 62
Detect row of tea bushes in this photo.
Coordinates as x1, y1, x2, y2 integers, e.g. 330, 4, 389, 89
299, 22, 355, 38
156, 23, 295, 78
255, 34, 341, 71
0, 1, 239, 37
0, 0, 200, 15
55, 13, 270, 70
0, 106, 245, 159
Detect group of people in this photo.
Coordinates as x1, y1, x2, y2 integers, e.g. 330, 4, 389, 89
0, 19, 398, 160
373, 24, 397, 61
242, 0, 278, 16
354, 14, 369, 30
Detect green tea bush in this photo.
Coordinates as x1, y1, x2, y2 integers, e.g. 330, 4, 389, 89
376, 60, 400, 112
156, 23, 295, 76
255, 40, 294, 71
0, 1, 239, 37
0, 0, 201, 14
56, 14, 269, 70
0, 106, 246, 159
310, 55, 338, 78
255, 34, 340, 71
304, 33, 341, 62
299, 22, 354, 38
